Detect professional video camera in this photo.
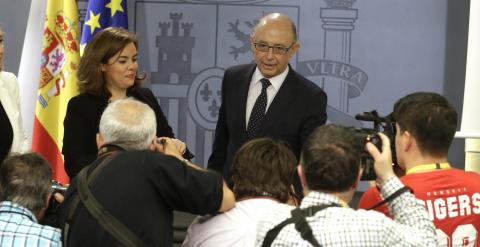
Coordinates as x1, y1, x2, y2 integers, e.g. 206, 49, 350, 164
353, 110, 396, 180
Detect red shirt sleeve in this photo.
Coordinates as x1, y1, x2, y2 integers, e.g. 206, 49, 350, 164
358, 187, 392, 218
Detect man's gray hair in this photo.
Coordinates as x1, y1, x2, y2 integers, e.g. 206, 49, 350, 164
99, 98, 157, 150
0, 153, 52, 213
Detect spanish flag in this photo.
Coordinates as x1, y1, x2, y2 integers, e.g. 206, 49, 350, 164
31, 0, 80, 184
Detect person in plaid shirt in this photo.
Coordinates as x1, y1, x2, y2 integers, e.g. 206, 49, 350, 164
256, 125, 437, 246
0, 153, 61, 247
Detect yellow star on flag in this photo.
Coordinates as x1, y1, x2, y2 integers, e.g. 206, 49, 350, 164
106, 0, 124, 17
85, 11, 101, 34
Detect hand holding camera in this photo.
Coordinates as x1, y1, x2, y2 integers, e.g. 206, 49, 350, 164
156, 137, 185, 160
41, 180, 68, 227
365, 133, 395, 186
354, 110, 397, 181
49, 180, 68, 206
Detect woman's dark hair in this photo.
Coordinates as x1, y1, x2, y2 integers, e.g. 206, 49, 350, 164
77, 27, 145, 96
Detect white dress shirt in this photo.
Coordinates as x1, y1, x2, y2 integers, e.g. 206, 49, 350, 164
183, 198, 293, 247
0, 71, 30, 154
245, 67, 289, 129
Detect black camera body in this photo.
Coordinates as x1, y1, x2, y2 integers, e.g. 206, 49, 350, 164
352, 129, 382, 180
354, 110, 396, 181
42, 180, 68, 226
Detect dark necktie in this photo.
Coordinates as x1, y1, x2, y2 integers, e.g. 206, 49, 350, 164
246, 78, 271, 139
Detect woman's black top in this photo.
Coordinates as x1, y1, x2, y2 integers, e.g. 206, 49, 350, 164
62, 87, 192, 179
0, 100, 13, 164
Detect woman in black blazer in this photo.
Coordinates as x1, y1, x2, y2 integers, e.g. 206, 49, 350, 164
63, 27, 192, 178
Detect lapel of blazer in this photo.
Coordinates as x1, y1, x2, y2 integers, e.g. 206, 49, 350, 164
0, 74, 8, 104
237, 65, 256, 136
0, 72, 15, 119
257, 66, 298, 136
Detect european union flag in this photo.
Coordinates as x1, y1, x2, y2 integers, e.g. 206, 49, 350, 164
80, 0, 128, 53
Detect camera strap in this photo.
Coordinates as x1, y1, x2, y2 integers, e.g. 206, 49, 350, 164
63, 152, 118, 246
261, 203, 340, 247
63, 151, 147, 247
367, 186, 412, 211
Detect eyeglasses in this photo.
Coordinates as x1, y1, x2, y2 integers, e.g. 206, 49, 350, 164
253, 42, 295, 55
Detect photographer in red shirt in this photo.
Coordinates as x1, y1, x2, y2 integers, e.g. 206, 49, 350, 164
358, 92, 480, 247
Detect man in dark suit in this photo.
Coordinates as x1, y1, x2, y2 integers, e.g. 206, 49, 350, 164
208, 13, 327, 196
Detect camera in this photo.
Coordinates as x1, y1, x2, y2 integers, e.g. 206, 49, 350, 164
49, 180, 67, 212
352, 129, 382, 180
354, 110, 396, 180
41, 180, 68, 227
51, 180, 68, 195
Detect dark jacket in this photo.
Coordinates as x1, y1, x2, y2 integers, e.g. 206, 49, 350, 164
61, 147, 223, 247
62, 87, 191, 179
208, 64, 327, 185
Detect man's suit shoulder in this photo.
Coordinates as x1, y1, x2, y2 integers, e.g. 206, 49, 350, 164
289, 69, 327, 98
221, 64, 254, 91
